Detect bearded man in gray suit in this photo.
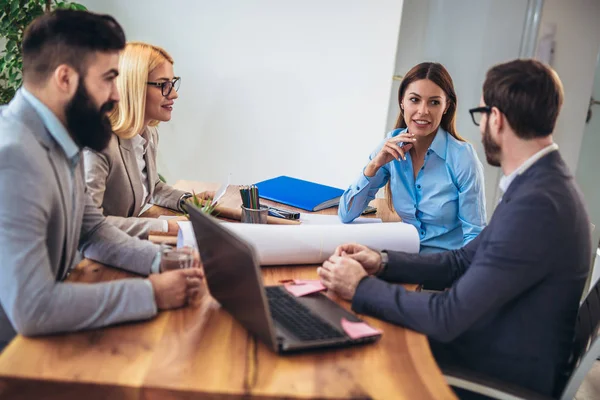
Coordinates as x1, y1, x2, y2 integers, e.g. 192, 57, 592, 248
0, 10, 204, 350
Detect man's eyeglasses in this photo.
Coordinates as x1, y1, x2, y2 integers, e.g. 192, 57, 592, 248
468, 106, 492, 126
147, 77, 181, 97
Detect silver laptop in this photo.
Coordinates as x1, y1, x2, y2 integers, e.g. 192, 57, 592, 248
186, 204, 382, 353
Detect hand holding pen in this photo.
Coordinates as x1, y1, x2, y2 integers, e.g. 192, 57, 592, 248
364, 132, 417, 177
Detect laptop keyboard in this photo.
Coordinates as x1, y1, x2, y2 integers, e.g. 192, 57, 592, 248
265, 286, 345, 342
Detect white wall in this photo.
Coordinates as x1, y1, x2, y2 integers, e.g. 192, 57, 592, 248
79, 0, 404, 187
540, 0, 600, 276
575, 50, 600, 271
537, 0, 600, 175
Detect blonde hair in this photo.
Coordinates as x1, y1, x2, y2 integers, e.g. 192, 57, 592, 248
110, 41, 174, 139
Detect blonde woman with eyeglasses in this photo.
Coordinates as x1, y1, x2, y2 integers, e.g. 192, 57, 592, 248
83, 42, 213, 239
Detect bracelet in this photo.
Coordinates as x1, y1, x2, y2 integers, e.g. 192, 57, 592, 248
178, 193, 193, 212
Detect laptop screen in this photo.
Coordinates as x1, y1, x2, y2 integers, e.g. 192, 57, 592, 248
186, 205, 277, 350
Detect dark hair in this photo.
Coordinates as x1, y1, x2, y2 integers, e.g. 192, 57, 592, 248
22, 9, 126, 84
483, 59, 563, 139
386, 62, 464, 210
395, 62, 465, 142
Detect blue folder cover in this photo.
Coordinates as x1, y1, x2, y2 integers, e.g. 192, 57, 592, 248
255, 176, 344, 212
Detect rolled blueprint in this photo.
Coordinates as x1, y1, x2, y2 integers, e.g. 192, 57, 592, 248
178, 220, 419, 265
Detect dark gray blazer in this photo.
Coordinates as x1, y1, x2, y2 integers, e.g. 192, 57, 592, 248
352, 151, 591, 396
0, 90, 161, 348
83, 127, 187, 238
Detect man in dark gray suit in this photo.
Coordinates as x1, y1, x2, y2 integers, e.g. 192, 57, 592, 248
0, 10, 203, 350
318, 59, 591, 397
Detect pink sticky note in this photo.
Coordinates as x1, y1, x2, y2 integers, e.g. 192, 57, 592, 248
284, 280, 326, 297
293, 279, 320, 285
341, 318, 382, 339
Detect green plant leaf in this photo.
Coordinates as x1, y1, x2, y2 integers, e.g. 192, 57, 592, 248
69, 3, 86, 10
182, 190, 219, 218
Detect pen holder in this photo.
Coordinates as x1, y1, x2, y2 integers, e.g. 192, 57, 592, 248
241, 205, 268, 224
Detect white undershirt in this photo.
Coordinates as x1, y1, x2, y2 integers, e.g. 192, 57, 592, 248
130, 133, 150, 210
131, 131, 167, 231
498, 143, 559, 196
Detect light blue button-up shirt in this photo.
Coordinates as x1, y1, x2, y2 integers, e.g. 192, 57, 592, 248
339, 128, 487, 253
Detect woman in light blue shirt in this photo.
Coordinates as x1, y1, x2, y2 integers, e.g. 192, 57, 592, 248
339, 62, 486, 252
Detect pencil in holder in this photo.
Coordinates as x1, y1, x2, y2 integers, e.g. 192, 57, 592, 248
241, 205, 268, 224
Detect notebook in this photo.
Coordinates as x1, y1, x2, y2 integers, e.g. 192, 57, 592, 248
255, 176, 344, 212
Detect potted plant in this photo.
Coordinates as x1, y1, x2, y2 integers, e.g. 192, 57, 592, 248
182, 190, 219, 218
0, 0, 87, 104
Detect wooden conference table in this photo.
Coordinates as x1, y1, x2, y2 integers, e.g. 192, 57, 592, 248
0, 181, 456, 400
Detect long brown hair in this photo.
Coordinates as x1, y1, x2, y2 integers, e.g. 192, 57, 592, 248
385, 62, 464, 211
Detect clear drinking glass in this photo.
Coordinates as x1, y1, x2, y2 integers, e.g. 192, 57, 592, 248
160, 246, 194, 271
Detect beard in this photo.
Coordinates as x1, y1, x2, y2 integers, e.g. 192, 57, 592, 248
482, 119, 502, 167
65, 79, 116, 152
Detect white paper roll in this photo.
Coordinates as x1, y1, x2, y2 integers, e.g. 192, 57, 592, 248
178, 220, 419, 265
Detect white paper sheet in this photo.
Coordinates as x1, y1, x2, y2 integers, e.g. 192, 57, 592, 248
299, 213, 382, 225
211, 181, 229, 206
178, 220, 197, 248
177, 220, 419, 265
158, 215, 180, 220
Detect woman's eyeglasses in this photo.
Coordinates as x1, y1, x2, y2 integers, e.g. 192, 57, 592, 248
468, 106, 493, 126
147, 77, 181, 97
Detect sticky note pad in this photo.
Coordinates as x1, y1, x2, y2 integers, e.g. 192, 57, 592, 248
341, 318, 382, 339
284, 280, 326, 297
292, 279, 321, 285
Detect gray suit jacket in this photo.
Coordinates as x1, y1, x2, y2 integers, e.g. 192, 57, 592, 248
83, 127, 187, 238
0, 90, 161, 348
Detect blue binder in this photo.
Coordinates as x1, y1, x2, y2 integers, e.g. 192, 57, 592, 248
255, 176, 344, 212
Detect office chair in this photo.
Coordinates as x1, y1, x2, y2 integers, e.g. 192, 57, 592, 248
443, 277, 600, 400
